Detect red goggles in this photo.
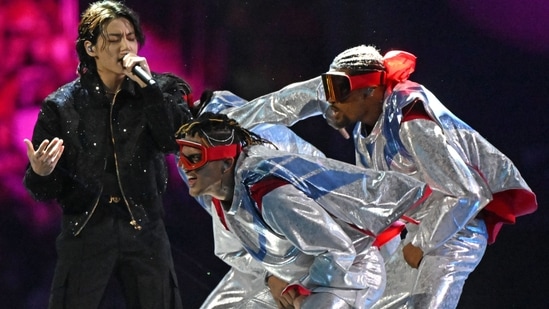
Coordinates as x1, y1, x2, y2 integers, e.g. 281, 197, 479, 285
321, 71, 386, 102
176, 139, 240, 171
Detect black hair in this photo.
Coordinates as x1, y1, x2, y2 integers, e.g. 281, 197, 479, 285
175, 112, 274, 149
76, 0, 145, 75
188, 90, 214, 118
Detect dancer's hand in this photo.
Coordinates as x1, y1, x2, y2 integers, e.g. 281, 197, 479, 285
278, 287, 298, 309
403, 242, 424, 268
267, 275, 291, 308
292, 294, 306, 309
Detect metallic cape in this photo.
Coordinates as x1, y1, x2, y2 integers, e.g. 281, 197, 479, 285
220, 78, 536, 309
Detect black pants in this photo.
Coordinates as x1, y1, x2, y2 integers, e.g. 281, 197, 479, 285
49, 201, 183, 309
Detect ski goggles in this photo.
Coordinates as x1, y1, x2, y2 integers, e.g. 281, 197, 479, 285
176, 139, 240, 171
321, 71, 386, 102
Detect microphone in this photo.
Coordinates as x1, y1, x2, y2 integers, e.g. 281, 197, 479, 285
132, 64, 156, 86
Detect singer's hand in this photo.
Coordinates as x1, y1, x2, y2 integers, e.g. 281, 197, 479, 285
122, 53, 151, 87
24, 137, 64, 176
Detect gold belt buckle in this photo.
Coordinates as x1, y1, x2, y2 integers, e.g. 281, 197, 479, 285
108, 196, 121, 203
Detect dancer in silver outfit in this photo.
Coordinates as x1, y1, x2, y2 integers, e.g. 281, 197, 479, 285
222, 45, 538, 308
175, 112, 432, 308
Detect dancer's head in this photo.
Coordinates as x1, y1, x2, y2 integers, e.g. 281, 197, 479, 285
175, 112, 270, 199
322, 45, 387, 127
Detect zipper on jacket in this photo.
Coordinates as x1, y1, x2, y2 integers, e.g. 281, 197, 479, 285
73, 161, 107, 236
110, 90, 142, 230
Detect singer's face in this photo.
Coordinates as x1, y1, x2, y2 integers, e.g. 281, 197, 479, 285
181, 134, 227, 199
94, 17, 138, 77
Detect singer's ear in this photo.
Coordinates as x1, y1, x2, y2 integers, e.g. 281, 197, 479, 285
85, 41, 95, 56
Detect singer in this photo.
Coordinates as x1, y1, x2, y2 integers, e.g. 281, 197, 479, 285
22, 1, 192, 308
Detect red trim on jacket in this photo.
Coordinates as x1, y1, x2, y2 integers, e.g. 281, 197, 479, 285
402, 99, 431, 122
212, 198, 229, 231
249, 177, 290, 211
482, 189, 537, 244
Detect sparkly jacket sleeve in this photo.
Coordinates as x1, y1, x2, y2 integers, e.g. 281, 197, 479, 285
140, 73, 192, 153
23, 100, 66, 200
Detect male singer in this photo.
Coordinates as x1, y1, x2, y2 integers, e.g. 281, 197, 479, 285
23, 1, 192, 308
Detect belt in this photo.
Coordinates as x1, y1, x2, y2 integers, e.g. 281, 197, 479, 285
108, 195, 122, 204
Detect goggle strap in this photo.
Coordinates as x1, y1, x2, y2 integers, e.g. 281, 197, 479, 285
349, 71, 386, 89
207, 144, 240, 161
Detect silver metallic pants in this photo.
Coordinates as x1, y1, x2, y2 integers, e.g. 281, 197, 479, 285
371, 218, 488, 309
200, 268, 276, 309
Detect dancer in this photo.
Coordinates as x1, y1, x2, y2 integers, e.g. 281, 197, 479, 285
22, 1, 192, 308
222, 45, 537, 308
175, 112, 431, 308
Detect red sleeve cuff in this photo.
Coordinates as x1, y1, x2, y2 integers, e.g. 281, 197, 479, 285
282, 283, 312, 297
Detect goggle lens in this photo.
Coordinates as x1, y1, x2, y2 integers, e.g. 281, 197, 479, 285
322, 72, 350, 102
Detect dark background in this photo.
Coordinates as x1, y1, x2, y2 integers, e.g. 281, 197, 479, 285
1, 0, 547, 308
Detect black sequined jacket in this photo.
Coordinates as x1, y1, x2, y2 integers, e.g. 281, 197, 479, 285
23, 71, 192, 236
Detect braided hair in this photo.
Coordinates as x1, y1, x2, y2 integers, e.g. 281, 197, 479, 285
175, 112, 275, 149
329, 45, 385, 74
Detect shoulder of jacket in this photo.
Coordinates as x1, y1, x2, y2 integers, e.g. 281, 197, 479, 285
154, 73, 191, 91
43, 79, 81, 104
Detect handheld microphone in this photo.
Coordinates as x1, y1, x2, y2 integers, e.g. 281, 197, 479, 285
132, 64, 156, 86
